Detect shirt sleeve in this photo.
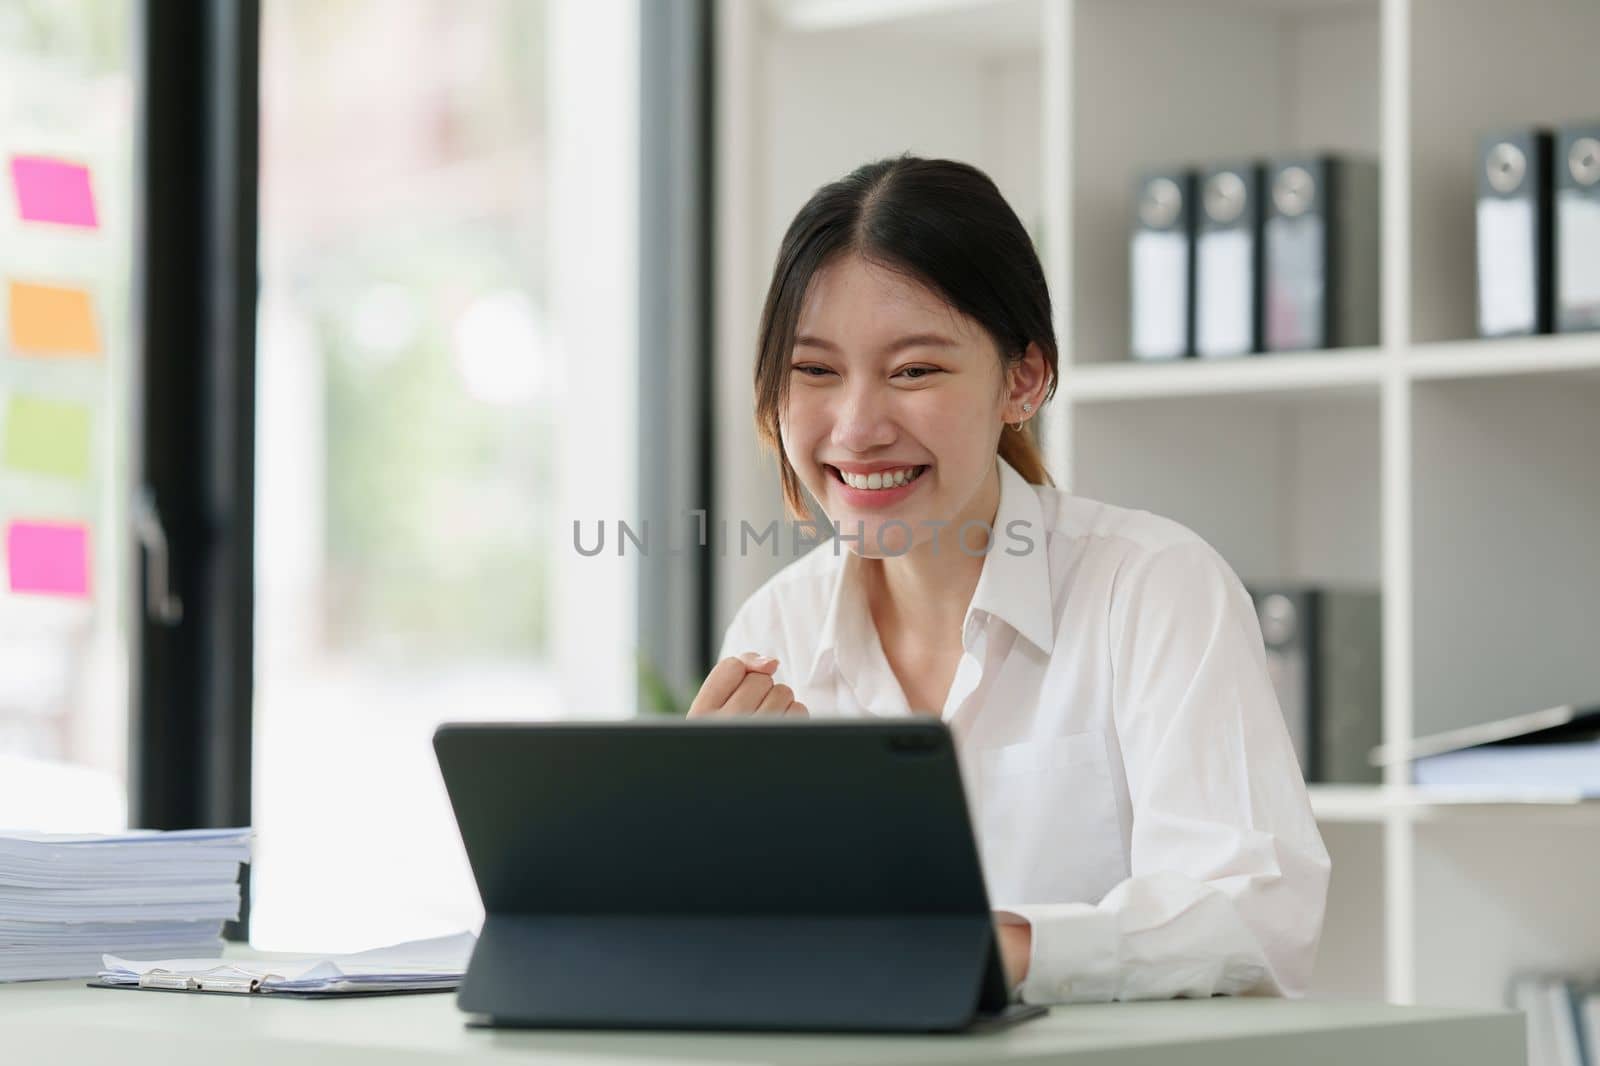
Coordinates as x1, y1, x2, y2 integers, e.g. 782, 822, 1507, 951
1003, 540, 1332, 1005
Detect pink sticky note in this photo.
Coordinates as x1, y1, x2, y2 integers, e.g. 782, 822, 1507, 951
9, 156, 99, 228
6, 520, 91, 599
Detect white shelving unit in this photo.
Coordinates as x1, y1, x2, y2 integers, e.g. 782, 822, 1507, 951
715, 0, 1600, 1007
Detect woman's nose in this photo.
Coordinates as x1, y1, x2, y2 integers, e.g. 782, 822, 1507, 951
831, 384, 896, 451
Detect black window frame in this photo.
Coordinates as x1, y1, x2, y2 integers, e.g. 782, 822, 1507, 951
131, 0, 260, 937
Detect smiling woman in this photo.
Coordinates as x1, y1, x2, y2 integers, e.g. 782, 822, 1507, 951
780, 249, 1048, 559
695, 155, 1331, 1009
755, 157, 1058, 532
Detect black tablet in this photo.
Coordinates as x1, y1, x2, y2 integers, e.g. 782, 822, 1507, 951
433, 717, 1045, 1033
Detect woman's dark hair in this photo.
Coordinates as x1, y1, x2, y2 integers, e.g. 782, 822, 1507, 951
754, 155, 1060, 519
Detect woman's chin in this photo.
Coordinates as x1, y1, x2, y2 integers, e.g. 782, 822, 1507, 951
817, 516, 918, 559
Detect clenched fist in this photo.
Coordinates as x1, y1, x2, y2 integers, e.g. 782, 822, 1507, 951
687, 652, 809, 718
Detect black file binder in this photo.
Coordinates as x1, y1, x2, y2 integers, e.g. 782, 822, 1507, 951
1251, 586, 1382, 785
1264, 156, 1379, 351
1476, 129, 1554, 337
1129, 169, 1196, 361
1556, 122, 1600, 333
1195, 162, 1265, 358
433, 719, 1046, 1033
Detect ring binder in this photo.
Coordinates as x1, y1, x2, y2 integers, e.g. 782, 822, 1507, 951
1556, 121, 1600, 333
1477, 129, 1554, 337
138, 970, 261, 993
1195, 162, 1265, 358
1130, 169, 1197, 361
1264, 155, 1379, 351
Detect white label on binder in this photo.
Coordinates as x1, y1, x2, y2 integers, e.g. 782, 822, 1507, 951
1130, 230, 1187, 360
1196, 229, 1252, 357
1477, 197, 1535, 336
1265, 215, 1326, 351
1559, 193, 1600, 317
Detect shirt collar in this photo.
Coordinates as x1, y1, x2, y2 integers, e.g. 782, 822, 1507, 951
805, 547, 865, 691
969, 455, 1056, 656
805, 455, 1056, 691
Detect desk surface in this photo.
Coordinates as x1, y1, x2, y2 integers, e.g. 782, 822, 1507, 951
0, 975, 1524, 1066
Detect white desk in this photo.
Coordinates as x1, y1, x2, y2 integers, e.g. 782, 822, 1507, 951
0, 977, 1524, 1066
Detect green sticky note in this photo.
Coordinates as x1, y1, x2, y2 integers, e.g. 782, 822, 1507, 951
3, 394, 92, 480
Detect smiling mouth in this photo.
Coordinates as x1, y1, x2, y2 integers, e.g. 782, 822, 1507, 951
826, 465, 928, 491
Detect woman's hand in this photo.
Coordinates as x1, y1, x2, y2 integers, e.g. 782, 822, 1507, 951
996, 919, 1032, 988
687, 653, 809, 718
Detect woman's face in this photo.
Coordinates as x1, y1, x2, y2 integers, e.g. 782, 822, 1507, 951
779, 253, 1020, 558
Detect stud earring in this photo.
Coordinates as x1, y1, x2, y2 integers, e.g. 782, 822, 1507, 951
1011, 402, 1034, 432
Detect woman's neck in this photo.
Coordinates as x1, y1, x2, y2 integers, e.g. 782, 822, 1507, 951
864, 461, 1001, 645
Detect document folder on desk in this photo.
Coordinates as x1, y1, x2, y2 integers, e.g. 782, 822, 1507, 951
89, 932, 475, 997
434, 719, 1044, 1033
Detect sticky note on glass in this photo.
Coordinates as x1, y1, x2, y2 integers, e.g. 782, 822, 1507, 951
3, 395, 92, 480
6, 520, 91, 599
7, 280, 102, 356
8, 155, 99, 228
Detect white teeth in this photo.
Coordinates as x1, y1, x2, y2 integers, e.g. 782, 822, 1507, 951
838, 466, 922, 490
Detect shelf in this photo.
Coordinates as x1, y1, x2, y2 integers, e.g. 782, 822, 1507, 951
1308, 784, 1600, 824
1066, 350, 1386, 403
1114, 0, 1376, 8
1308, 785, 1394, 823
1068, 2, 1381, 368
722, 0, 1600, 1012
1406, 334, 1600, 384
1063, 337, 1600, 400
764, 0, 1040, 52
1408, 0, 1600, 345
769, 0, 1372, 30
1068, 386, 1380, 587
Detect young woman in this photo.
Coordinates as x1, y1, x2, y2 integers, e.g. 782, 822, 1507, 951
689, 156, 1330, 1006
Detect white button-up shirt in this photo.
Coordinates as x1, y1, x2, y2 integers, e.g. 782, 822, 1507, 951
717, 456, 1331, 1005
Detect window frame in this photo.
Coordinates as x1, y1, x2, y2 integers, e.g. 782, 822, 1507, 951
131, 0, 260, 936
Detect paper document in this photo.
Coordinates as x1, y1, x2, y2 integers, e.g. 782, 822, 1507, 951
0, 827, 251, 983
99, 932, 477, 994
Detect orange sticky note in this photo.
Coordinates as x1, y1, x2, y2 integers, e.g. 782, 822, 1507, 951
7, 280, 102, 357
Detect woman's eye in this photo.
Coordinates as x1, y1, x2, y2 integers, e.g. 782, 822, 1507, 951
896, 366, 940, 381
792, 365, 832, 378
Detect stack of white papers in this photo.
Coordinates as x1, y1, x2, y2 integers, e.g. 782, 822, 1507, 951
98, 932, 476, 995
0, 827, 251, 983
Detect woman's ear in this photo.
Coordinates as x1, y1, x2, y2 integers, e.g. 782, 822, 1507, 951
1003, 343, 1051, 419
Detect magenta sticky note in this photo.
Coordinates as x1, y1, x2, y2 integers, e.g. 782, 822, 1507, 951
6, 520, 91, 599
9, 156, 99, 228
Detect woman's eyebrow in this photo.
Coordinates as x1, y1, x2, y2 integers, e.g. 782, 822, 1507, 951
792, 332, 959, 354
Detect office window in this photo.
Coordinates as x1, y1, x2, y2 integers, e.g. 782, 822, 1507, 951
0, 2, 133, 830
253, 0, 638, 949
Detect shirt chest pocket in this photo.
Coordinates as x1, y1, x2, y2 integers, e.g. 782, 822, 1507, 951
975, 732, 1126, 903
